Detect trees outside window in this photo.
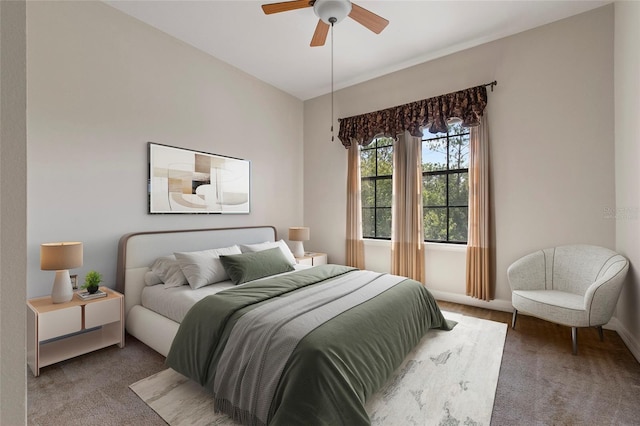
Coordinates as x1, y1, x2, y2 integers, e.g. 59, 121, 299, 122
359, 124, 469, 243
422, 123, 469, 243
360, 137, 393, 239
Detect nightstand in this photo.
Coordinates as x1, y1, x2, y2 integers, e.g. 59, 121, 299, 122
295, 252, 328, 266
27, 286, 124, 377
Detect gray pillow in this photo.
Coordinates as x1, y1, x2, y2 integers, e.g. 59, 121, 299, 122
174, 245, 242, 289
144, 270, 163, 286
219, 247, 295, 285
150, 255, 188, 288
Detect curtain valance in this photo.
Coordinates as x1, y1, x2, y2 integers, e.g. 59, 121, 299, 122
337, 83, 490, 148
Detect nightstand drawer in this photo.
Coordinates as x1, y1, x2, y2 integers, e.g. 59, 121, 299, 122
311, 254, 327, 265
39, 306, 82, 341
296, 257, 313, 266
85, 297, 120, 328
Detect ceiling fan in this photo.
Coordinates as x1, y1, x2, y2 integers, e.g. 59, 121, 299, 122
261, 0, 389, 47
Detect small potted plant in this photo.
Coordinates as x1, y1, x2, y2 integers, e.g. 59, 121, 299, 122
81, 270, 103, 294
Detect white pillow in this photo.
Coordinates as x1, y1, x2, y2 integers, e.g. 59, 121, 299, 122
174, 245, 242, 289
150, 255, 188, 288
239, 239, 297, 266
144, 270, 163, 286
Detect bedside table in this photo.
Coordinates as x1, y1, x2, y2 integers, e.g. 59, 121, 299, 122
27, 286, 124, 377
295, 252, 328, 266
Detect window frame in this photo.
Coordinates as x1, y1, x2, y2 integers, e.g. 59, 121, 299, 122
360, 137, 394, 240
358, 127, 470, 244
421, 125, 470, 244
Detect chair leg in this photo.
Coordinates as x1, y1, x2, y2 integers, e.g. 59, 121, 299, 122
512, 309, 518, 329
597, 326, 604, 342
572, 327, 578, 355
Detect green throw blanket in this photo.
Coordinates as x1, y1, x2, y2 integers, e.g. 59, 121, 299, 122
166, 264, 452, 426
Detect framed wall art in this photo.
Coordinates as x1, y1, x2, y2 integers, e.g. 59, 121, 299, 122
148, 142, 250, 214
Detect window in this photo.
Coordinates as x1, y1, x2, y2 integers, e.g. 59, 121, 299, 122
359, 126, 469, 243
360, 137, 393, 239
422, 123, 469, 243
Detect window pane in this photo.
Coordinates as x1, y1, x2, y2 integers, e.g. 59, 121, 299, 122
422, 139, 447, 172
360, 149, 376, 178
423, 174, 446, 207
376, 178, 392, 207
448, 172, 468, 206
376, 208, 392, 239
377, 146, 393, 175
449, 123, 467, 136
359, 136, 395, 240
361, 180, 374, 208
362, 208, 375, 239
424, 207, 447, 241
448, 135, 469, 170
375, 136, 394, 148
449, 207, 468, 242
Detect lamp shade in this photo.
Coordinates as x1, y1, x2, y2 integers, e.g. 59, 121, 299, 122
288, 227, 310, 242
40, 242, 83, 270
288, 227, 310, 258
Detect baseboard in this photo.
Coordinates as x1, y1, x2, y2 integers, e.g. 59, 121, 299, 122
607, 317, 640, 363
429, 289, 513, 313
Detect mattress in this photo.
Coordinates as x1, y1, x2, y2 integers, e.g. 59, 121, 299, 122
141, 264, 312, 323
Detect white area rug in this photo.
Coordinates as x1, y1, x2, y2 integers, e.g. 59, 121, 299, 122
130, 312, 507, 426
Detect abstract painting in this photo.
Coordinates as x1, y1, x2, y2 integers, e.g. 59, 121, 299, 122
148, 142, 250, 214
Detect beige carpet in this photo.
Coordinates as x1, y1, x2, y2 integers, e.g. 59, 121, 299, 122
130, 312, 507, 425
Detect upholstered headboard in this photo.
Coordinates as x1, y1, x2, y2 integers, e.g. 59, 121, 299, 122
116, 226, 277, 317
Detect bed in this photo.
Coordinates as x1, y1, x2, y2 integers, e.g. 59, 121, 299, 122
116, 226, 451, 426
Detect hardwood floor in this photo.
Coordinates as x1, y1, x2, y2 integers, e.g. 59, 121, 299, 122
437, 301, 640, 425
28, 300, 640, 425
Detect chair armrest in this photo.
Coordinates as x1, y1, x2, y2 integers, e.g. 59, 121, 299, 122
583, 258, 629, 325
507, 250, 548, 291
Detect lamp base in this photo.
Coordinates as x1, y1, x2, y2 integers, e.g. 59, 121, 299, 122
290, 241, 305, 258
51, 270, 73, 303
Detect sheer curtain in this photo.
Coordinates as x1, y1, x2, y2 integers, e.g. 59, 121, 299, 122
466, 115, 492, 300
391, 131, 425, 283
345, 142, 365, 268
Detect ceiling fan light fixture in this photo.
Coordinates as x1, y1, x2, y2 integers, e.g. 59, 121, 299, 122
313, 0, 352, 25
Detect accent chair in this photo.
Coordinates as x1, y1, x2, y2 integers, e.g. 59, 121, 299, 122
507, 244, 629, 355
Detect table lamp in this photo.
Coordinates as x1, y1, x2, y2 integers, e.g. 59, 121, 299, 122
40, 242, 83, 303
288, 227, 310, 258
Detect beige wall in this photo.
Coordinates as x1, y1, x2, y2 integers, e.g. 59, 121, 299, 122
27, 1, 304, 298
17, 0, 640, 406
304, 6, 616, 311
0, 0, 27, 423
614, 0, 640, 359
11, 0, 638, 418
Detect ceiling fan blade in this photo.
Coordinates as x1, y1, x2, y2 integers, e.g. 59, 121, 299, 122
349, 3, 389, 34
310, 19, 329, 47
261, 0, 312, 15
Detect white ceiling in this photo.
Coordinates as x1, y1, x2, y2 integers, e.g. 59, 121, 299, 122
104, 0, 609, 100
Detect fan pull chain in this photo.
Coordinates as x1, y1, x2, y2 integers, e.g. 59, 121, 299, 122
330, 18, 335, 142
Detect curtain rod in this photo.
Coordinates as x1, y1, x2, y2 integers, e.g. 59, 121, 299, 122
483, 80, 497, 92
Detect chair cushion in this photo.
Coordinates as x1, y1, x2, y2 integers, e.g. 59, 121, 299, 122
512, 290, 590, 327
